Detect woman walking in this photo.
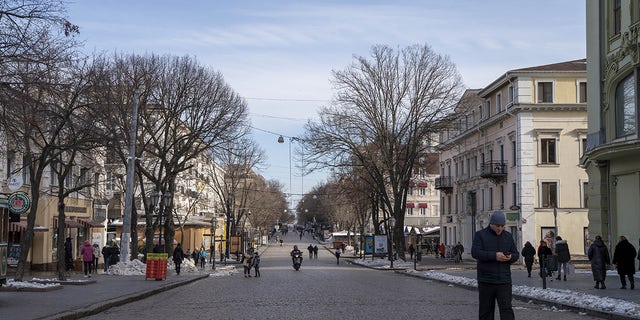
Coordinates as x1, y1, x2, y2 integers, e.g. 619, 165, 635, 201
588, 235, 611, 289
521, 241, 536, 277
613, 235, 636, 289
80, 240, 94, 278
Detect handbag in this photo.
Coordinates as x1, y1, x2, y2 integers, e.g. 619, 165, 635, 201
567, 262, 575, 275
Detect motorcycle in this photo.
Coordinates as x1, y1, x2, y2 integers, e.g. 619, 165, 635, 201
292, 253, 303, 270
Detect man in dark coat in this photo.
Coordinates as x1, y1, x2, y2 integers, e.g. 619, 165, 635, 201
471, 210, 519, 320
588, 235, 611, 289
537, 240, 554, 279
613, 235, 637, 289
555, 236, 571, 281
64, 237, 73, 271
101, 244, 111, 272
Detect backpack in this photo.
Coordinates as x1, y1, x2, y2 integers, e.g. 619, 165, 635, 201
199, 250, 206, 258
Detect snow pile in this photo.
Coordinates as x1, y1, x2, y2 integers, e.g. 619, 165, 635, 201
409, 269, 640, 319
6, 279, 61, 289
353, 257, 416, 269
106, 259, 147, 275
209, 266, 238, 277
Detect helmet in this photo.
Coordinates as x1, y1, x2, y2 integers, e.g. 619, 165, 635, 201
293, 245, 298, 250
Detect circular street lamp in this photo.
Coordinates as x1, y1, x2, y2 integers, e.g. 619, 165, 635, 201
150, 190, 172, 253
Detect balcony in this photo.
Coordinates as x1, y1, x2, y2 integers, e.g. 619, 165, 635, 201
586, 129, 605, 153
435, 176, 453, 193
480, 161, 507, 184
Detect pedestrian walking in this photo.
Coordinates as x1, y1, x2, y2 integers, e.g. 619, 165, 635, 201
64, 237, 73, 271
456, 242, 464, 262
335, 247, 342, 265
91, 243, 100, 274
308, 244, 314, 259
471, 210, 518, 320
613, 235, 636, 289
409, 244, 415, 260
439, 243, 445, 258
588, 235, 611, 289
199, 247, 207, 268
537, 240, 554, 280
313, 245, 318, 259
521, 241, 536, 278
555, 236, 571, 281
252, 251, 261, 277
109, 242, 120, 266
243, 252, 253, 277
101, 244, 111, 272
173, 243, 185, 275
80, 240, 94, 278
192, 248, 198, 262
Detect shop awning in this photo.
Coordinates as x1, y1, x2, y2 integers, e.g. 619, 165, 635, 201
406, 203, 415, 208
77, 218, 105, 228
52, 218, 84, 229
10, 221, 48, 232
418, 203, 428, 208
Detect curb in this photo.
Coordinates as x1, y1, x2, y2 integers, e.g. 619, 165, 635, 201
34, 274, 210, 320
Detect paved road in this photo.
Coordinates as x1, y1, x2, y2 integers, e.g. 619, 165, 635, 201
80, 232, 603, 320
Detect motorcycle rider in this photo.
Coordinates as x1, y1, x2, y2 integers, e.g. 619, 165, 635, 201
290, 245, 303, 264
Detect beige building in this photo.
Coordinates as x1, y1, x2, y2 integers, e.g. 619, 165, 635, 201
404, 153, 441, 246
584, 1, 640, 250
437, 60, 589, 259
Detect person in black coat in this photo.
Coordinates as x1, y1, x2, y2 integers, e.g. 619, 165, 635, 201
64, 237, 73, 271
101, 244, 111, 272
537, 240, 554, 279
173, 243, 185, 275
613, 235, 637, 289
588, 235, 611, 289
555, 236, 571, 281
471, 211, 518, 320
521, 241, 536, 277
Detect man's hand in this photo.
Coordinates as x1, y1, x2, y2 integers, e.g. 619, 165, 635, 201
496, 252, 511, 262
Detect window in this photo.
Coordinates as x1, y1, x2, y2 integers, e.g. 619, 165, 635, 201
541, 182, 558, 208
478, 105, 483, 121
581, 138, 587, 157
540, 138, 556, 164
615, 73, 637, 138
50, 163, 58, 187
486, 100, 491, 118
499, 185, 504, 209
496, 93, 502, 112
489, 187, 493, 210
537, 82, 553, 103
21, 154, 30, 184
579, 81, 587, 103
613, 0, 621, 36
481, 189, 485, 211
6, 150, 15, 179
511, 140, 517, 166
508, 85, 514, 103
419, 188, 426, 196
93, 173, 100, 196
407, 208, 413, 216
582, 181, 589, 208
512, 183, 517, 206
106, 171, 114, 190
420, 208, 426, 216
408, 187, 413, 195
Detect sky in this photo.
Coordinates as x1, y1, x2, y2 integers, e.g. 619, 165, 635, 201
66, 0, 586, 206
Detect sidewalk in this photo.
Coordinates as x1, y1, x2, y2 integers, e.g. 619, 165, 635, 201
349, 254, 640, 320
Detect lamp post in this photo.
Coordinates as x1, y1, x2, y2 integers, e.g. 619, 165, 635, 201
225, 195, 233, 259
210, 217, 217, 270
278, 135, 303, 210
150, 190, 172, 253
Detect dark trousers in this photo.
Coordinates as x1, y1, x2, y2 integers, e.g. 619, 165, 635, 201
620, 274, 635, 287
478, 282, 514, 320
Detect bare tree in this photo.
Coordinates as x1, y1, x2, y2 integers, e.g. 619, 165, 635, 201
302, 44, 463, 258
91, 53, 249, 257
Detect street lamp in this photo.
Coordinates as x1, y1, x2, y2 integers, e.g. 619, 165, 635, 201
210, 217, 218, 270
225, 195, 233, 259
150, 190, 172, 253
278, 135, 303, 210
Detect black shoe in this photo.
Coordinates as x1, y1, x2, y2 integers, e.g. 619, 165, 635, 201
594, 284, 600, 289
556, 276, 561, 280
620, 286, 626, 289
601, 284, 606, 289
563, 275, 567, 281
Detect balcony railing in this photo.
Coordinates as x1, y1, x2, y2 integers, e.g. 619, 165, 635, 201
435, 176, 453, 193
586, 129, 605, 153
480, 161, 507, 183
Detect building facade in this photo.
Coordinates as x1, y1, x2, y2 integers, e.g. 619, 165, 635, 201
437, 60, 589, 259
584, 1, 640, 250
